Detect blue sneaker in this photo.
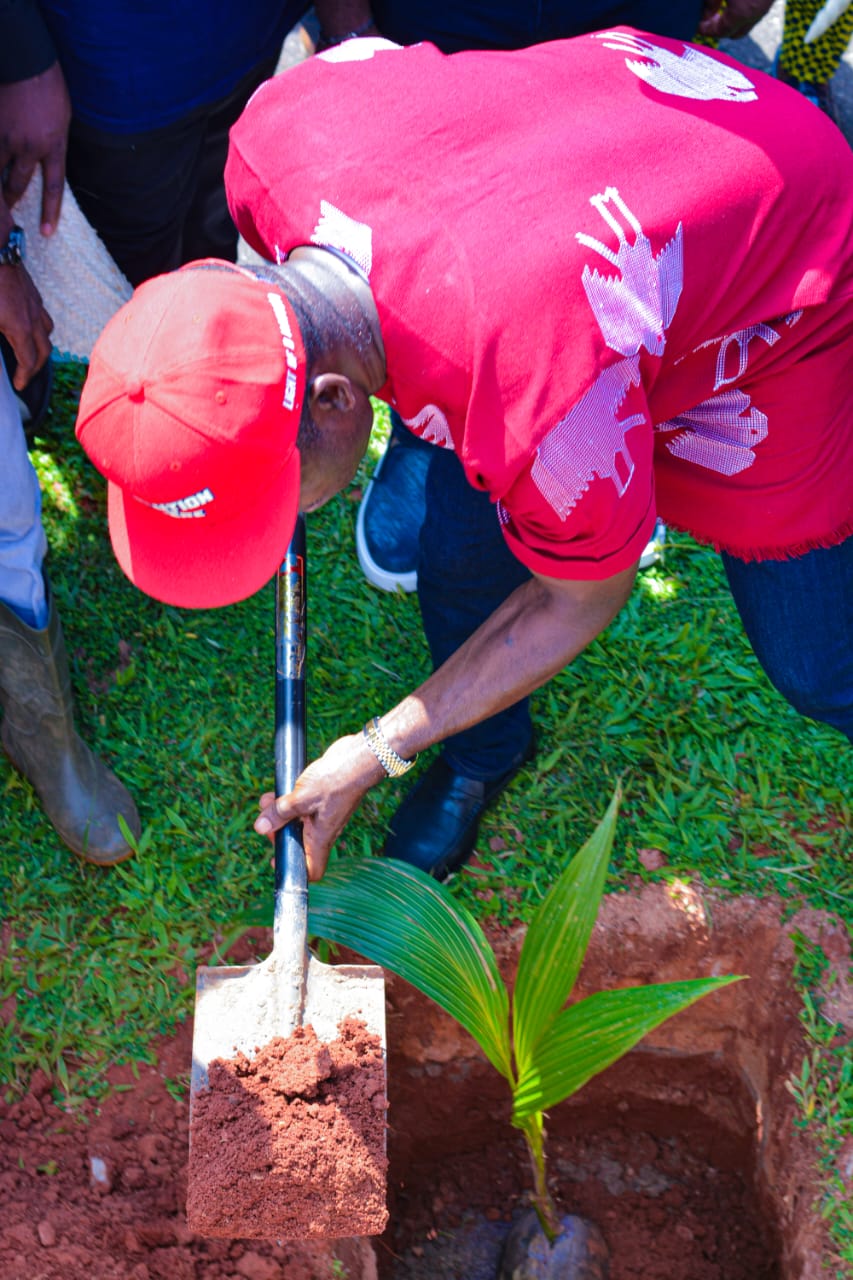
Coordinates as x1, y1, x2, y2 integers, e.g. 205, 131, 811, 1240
356, 415, 432, 592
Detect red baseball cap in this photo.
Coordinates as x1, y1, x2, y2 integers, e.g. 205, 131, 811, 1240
75, 260, 306, 609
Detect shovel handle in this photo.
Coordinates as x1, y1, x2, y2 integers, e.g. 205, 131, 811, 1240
274, 515, 308, 901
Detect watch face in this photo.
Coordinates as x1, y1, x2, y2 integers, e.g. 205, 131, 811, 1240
1, 226, 24, 265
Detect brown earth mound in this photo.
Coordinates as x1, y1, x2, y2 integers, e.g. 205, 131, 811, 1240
187, 1019, 387, 1241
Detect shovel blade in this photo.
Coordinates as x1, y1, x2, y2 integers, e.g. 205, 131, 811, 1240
190, 952, 386, 1096
187, 952, 389, 1240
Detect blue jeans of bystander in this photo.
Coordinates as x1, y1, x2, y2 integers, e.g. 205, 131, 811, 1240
0, 361, 48, 628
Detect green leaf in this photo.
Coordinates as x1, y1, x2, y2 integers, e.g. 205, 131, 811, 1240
309, 858, 512, 1079
513, 784, 621, 1075
116, 812, 140, 854
512, 976, 743, 1122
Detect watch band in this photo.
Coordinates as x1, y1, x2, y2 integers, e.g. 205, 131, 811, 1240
363, 716, 417, 777
0, 226, 25, 267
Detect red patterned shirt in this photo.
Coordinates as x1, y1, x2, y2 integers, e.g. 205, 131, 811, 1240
227, 31, 853, 577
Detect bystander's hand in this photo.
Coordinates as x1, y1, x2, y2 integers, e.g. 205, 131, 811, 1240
698, 0, 775, 40
0, 62, 71, 236
0, 200, 53, 388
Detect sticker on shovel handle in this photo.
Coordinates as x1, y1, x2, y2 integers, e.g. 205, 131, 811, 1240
277, 554, 305, 682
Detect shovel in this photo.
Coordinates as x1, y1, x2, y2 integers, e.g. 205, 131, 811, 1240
187, 516, 388, 1239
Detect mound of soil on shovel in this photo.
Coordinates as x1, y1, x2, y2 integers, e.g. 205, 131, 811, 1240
187, 1019, 388, 1240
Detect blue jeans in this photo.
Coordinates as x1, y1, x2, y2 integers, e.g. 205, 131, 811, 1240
418, 446, 534, 778
418, 447, 853, 779
0, 361, 48, 628
722, 541, 853, 741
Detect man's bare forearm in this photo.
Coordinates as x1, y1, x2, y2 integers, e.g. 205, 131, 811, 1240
377, 565, 638, 763
254, 562, 638, 876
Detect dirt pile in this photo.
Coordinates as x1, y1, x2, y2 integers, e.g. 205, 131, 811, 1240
187, 1018, 387, 1240
0, 1021, 375, 1279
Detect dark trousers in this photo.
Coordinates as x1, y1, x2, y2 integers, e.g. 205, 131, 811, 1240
418, 446, 534, 779
65, 58, 277, 288
721, 541, 853, 740
372, 0, 703, 52
418, 446, 853, 781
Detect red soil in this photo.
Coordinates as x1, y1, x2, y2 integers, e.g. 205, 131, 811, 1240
187, 1019, 387, 1241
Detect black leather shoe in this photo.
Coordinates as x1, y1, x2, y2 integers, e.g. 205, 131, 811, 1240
383, 744, 534, 881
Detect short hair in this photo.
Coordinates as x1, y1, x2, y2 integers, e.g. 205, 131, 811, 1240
247, 258, 374, 457
296, 397, 320, 455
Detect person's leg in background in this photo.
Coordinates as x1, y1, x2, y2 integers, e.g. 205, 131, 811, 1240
721, 539, 853, 741
65, 114, 207, 287
384, 445, 535, 879
774, 0, 853, 123
0, 364, 48, 631
0, 334, 53, 445
0, 362, 140, 862
179, 56, 280, 266
65, 58, 278, 287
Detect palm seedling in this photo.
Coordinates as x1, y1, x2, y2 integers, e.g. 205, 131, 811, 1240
308, 784, 742, 1259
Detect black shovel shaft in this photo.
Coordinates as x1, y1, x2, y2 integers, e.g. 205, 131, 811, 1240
274, 515, 308, 900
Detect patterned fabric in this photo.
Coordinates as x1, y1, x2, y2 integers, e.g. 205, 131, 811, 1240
226, 31, 853, 578
779, 0, 853, 81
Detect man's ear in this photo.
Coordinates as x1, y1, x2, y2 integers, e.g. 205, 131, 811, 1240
308, 372, 357, 417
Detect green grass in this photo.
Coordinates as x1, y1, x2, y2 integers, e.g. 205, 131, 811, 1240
787, 933, 853, 1277
1, 361, 851, 1254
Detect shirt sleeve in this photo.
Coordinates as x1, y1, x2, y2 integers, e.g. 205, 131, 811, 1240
0, 0, 57, 83
497, 358, 658, 580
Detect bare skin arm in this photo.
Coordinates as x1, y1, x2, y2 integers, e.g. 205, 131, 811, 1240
255, 561, 637, 879
697, 0, 774, 40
